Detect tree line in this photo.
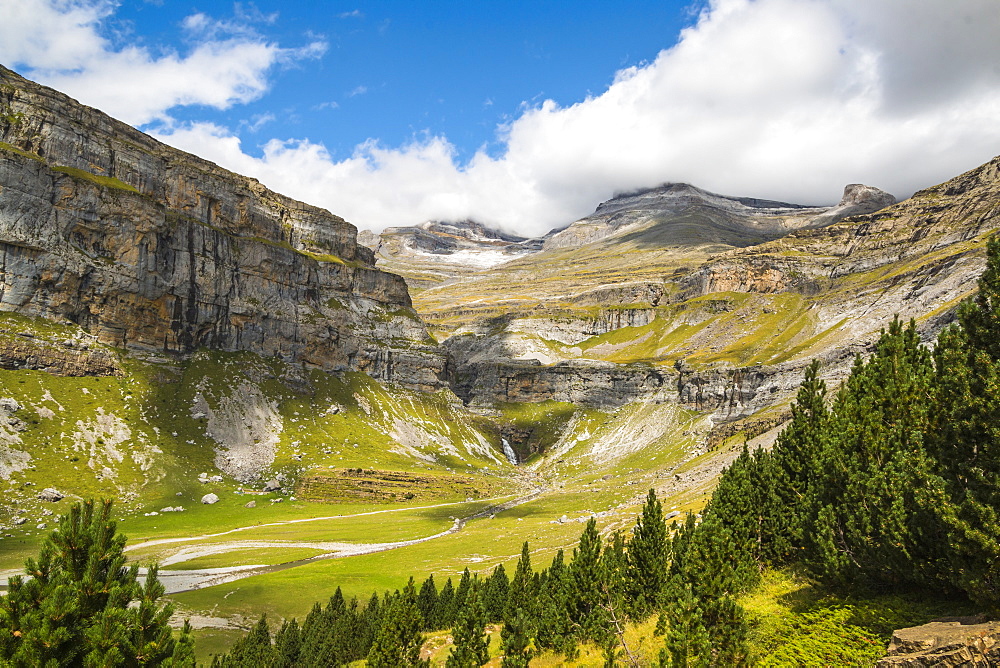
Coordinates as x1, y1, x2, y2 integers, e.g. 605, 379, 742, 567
664, 235, 1000, 663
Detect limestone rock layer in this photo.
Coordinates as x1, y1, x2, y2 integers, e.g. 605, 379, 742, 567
0, 65, 445, 390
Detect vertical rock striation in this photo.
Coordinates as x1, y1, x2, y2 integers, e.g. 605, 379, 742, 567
0, 65, 446, 390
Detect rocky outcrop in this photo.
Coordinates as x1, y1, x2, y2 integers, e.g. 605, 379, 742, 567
451, 354, 806, 419
684, 157, 1000, 300
451, 358, 671, 409
0, 65, 446, 391
541, 182, 891, 252
877, 617, 1000, 667
0, 330, 122, 376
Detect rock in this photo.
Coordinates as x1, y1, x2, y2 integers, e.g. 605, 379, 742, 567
36, 523, 46, 529
0, 398, 21, 415
0, 65, 447, 392
559, 514, 568, 524
37, 487, 64, 502
244, 500, 256, 508
12, 517, 26, 525
810, 183, 896, 228
201, 493, 219, 505
263, 479, 281, 492
369, 220, 544, 291
159, 506, 185, 512
665, 511, 681, 519
270, 497, 283, 503
877, 617, 1000, 667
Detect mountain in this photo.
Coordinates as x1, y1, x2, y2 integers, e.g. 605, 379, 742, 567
0, 64, 444, 392
359, 220, 544, 292
542, 181, 894, 251
2, 65, 999, 660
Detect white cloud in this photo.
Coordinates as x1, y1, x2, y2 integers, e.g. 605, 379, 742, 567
154, 0, 1000, 237
6, 0, 1000, 237
0, 0, 325, 126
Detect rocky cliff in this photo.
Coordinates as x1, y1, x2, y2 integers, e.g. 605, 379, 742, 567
0, 65, 445, 391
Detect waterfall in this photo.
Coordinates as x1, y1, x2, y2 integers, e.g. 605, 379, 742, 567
501, 438, 518, 465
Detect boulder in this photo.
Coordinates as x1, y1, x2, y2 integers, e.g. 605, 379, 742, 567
263, 479, 281, 492
201, 493, 219, 505
37, 487, 64, 502
877, 617, 1000, 667
244, 500, 256, 508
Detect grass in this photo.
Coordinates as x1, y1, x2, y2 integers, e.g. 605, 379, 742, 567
164, 546, 328, 570
0, 141, 44, 163
742, 570, 976, 666
51, 165, 140, 193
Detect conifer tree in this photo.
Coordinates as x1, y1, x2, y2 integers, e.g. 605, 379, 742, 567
568, 518, 608, 643
219, 615, 275, 667
505, 542, 535, 621
367, 579, 428, 667
766, 359, 828, 562
534, 550, 575, 656
170, 619, 196, 667
0, 499, 184, 666
805, 319, 941, 587
485, 563, 509, 623
417, 575, 439, 630
272, 618, 301, 668
436, 578, 456, 629
626, 489, 669, 618
454, 568, 473, 616
599, 531, 637, 667
446, 583, 490, 667
929, 235, 1000, 604
500, 607, 533, 668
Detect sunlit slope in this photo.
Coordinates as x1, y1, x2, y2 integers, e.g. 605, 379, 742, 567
0, 313, 517, 567
417, 158, 1000, 378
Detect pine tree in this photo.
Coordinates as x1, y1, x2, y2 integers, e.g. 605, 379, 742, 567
272, 618, 301, 668
446, 583, 490, 667
568, 518, 607, 643
626, 489, 669, 619
534, 550, 575, 656
436, 578, 456, 629
485, 564, 509, 623
0, 499, 183, 666
659, 581, 711, 668
417, 575, 439, 630
170, 619, 196, 667
500, 607, 533, 668
804, 319, 941, 588
454, 568, 473, 615
767, 359, 828, 562
505, 542, 534, 621
367, 579, 428, 668
220, 615, 274, 667
929, 235, 1000, 604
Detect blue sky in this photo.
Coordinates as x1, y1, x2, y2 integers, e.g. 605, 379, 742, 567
113, 0, 700, 162
3, 1, 1000, 235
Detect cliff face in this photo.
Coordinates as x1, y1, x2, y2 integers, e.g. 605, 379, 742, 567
0, 66, 445, 391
